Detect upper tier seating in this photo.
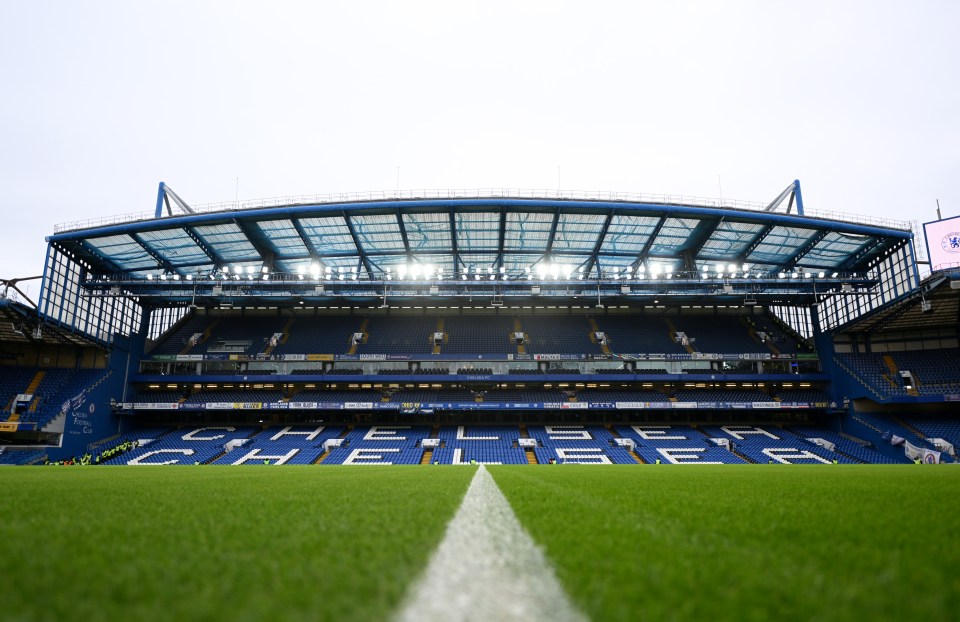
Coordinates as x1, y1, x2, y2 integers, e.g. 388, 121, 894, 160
750, 315, 806, 354
360, 316, 437, 354
272, 316, 364, 355
523, 316, 600, 354
149, 315, 210, 355
186, 316, 289, 356
594, 316, 687, 354
442, 316, 516, 354
671, 315, 768, 354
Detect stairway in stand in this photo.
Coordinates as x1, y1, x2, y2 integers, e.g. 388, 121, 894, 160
314, 426, 351, 464
519, 424, 538, 463
607, 425, 643, 463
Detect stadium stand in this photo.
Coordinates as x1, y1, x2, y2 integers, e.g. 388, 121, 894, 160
8, 182, 955, 467
101, 426, 260, 465
616, 425, 747, 464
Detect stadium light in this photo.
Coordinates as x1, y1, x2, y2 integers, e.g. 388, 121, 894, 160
778, 272, 786, 279
832, 272, 839, 278
160, 274, 167, 281
146, 274, 153, 280
246, 266, 254, 275
398, 265, 407, 279
262, 267, 269, 274
818, 271, 825, 278
222, 266, 230, 274
186, 274, 192, 281
172, 274, 180, 281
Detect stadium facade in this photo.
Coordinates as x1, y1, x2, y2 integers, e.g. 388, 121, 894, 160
1, 180, 958, 465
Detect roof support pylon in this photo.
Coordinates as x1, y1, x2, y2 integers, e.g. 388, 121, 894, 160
155, 182, 195, 218
764, 180, 804, 216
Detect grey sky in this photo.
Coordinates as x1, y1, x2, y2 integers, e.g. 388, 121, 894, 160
2, 1, 958, 297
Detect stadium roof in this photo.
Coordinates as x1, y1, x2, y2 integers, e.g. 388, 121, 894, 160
38, 181, 923, 312
49, 181, 912, 283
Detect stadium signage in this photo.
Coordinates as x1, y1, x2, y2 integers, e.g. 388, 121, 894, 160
150, 352, 812, 363
133, 402, 179, 410
122, 400, 828, 412
752, 401, 781, 409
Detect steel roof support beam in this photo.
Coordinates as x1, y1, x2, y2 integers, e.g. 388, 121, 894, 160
785, 230, 830, 267
233, 219, 276, 270
183, 227, 228, 270
449, 210, 460, 273
291, 218, 321, 258
396, 210, 411, 255
632, 214, 668, 271
496, 209, 507, 270
343, 213, 375, 278
680, 217, 723, 272
544, 208, 561, 254
736, 223, 777, 265
582, 211, 616, 278
130, 233, 178, 274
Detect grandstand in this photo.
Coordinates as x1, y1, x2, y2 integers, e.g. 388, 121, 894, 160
0, 180, 957, 466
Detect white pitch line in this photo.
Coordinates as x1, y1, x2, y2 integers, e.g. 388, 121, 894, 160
394, 465, 586, 622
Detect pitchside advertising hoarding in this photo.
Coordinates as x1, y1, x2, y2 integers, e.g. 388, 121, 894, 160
924, 214, 960, 271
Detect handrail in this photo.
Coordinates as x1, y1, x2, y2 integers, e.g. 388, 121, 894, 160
53, 188, 915, 234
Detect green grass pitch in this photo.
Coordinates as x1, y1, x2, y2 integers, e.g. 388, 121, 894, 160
2, 465, 958, 621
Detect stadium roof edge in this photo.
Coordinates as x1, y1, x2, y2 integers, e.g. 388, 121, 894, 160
48, 197, 913, 243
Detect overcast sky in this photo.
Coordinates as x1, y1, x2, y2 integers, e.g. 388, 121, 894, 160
1, 1, 958, 297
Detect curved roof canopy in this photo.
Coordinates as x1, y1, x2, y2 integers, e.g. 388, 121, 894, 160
49, 186, 911, 283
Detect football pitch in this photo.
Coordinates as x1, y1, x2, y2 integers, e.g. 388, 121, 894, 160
1, 465, 957, 621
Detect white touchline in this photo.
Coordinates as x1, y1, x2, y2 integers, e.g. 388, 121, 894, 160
394, 465, 587, 622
